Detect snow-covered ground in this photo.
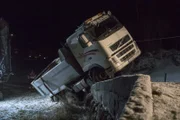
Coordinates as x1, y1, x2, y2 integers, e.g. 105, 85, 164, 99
152, 82, 180, 120
132, 49, 180, 82
0, 86, 63, 120
0, 84, 89, 120
150, 59, 180, 82
1, 49, 180, 120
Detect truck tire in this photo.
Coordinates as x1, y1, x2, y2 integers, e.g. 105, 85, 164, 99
51, 95, 60, 102
65, 91, 79, 105
51, 91, 82, 107
84, 93, 93, 107
51, 91, 66, 103
89, 67, 109, 82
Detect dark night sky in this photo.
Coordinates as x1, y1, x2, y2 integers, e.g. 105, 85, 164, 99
1, 0, 180, 58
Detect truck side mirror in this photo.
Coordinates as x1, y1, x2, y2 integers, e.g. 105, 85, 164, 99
107, 11, 111, 15
79, 34, 92, 48
58, 49, 65, 61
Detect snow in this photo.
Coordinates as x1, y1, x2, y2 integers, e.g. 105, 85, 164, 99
1, 49, 180, 119
0, 88, 63, 120
132, 49, 180, 82
152, 82, 180, 120
150, 59, 180, 82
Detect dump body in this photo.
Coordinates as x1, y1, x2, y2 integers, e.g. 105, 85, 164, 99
31, 58, 81, 96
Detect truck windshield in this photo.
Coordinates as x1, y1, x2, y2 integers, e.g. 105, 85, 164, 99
87, 17, 123, 40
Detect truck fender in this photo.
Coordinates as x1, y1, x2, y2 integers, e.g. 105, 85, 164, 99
88, 64, 104, 71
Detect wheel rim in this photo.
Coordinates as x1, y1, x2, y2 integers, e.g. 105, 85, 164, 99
98, 71, 108, 80
90, 67, 109, 82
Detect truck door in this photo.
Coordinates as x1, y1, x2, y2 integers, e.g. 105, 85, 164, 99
70, 33, 93, 70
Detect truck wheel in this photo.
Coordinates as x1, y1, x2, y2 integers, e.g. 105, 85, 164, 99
51, 91, 81, 106
51, 91, 66, 103
89, 67, 109, 82
51, 95, 60, 102
65, 92, 79, 105
84, 93, 93, 107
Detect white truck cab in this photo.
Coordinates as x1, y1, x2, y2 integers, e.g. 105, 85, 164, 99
67, 11, 141, 75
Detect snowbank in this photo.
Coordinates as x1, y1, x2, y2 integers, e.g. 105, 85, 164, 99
132, 49, 180, 82
120, 75, 152, 120
150, 59, 180, 82
152, 82, 180, 120
91, 74, 153, 120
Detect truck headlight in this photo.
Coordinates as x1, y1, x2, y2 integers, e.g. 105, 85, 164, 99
111, 57, 120, 66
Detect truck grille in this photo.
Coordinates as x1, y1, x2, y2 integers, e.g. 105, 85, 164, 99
110, 35, 130, 51
120, 49, 136, 62
116, 44, 134, 58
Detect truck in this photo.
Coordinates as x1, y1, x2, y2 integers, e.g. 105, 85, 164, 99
31, 11, 141, 103
0, 18, 12, 99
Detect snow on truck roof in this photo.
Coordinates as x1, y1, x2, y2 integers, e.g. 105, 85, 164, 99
66, 11, 112, 43
84, 12, 104, 24
66, 11, 115, 45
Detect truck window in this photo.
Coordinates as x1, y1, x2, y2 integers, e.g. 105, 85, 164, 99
79, 37, 88, 48
87, 17, 123, 40
94, 17, 119, 37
